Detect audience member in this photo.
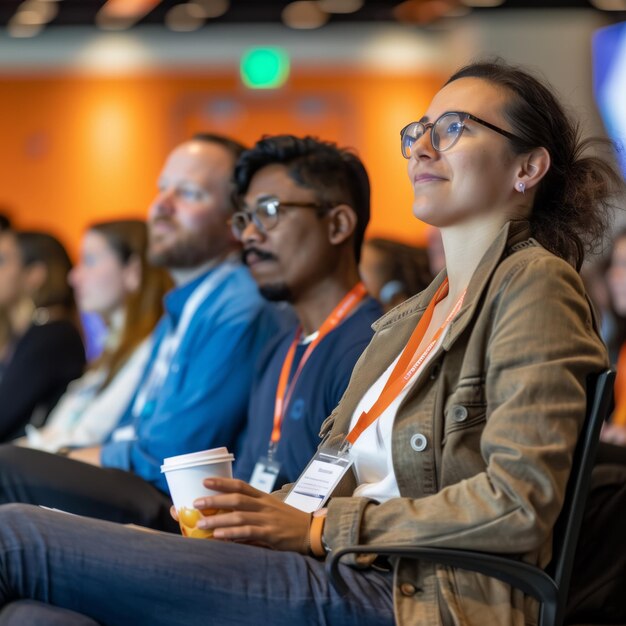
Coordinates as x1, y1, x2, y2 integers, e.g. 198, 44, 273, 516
360, 237, 432, 311
20, 219, 171, 452
0, 133, 281, 530
0, 230, 85, 440
0, 213, 12, 364
601, 228, 626, 445
0, 59, 619, 626
232, 135, 382, 491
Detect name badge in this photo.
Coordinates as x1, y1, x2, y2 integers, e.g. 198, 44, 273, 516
249, 456, 281, 493
284, 449, 352, 513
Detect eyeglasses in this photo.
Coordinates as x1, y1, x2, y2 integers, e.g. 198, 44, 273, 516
400, 111, 523, 158
230, 195, 330, 240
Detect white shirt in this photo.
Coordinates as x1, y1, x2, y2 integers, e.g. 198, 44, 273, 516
348, 329, 448, 503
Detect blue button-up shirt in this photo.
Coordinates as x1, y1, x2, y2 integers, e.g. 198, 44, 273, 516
101, 262, 282, 492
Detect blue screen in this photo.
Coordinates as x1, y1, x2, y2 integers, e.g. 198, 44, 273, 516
593, 21, 626, 177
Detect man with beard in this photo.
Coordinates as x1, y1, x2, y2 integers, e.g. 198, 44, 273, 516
232, 135, 382, 492
0, 134, 281, 530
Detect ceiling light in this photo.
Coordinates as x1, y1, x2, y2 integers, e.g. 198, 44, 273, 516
393, 0, 462, 24
461, 0, 504, 7
317, 0, 364, 14
189, 0, 229, 19
165, 3, 205, 32
282, 1, 329, 29
590, 0, 626, 9
16, 0, 59, 24
96, 0, 161, 30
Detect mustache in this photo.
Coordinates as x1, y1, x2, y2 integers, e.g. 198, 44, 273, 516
242, 247, 277, 265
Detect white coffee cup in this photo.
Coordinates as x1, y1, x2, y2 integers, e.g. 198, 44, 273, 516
161, 447, 235, 538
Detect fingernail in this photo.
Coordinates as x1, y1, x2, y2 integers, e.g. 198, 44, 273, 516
193, 498, 206, 508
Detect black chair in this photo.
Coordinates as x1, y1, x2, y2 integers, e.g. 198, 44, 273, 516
327, 370, 615, 626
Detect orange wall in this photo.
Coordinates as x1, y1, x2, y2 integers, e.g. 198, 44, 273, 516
0, 69, 444, 258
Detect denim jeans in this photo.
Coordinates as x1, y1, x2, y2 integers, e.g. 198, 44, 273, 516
0, 504, 394, 626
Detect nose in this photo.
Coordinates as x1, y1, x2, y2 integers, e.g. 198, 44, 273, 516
411, 126, 436, 161
149, 186, 176, 220
241, 217, 265, 245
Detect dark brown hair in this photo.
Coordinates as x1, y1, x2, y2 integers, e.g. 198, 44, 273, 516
447, 60, 625, 270
15, 231, 75, 310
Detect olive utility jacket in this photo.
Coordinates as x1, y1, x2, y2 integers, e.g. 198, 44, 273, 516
279, 220, 608, 626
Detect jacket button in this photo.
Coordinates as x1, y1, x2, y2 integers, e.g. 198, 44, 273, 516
451, 405, 468, 422
410, 433, 427, 452
400, 583, 417, 596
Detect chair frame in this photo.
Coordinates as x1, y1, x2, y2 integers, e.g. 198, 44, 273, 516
327, 370, 615, 626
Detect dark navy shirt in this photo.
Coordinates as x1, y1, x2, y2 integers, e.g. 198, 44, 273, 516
235, 296, 382, 489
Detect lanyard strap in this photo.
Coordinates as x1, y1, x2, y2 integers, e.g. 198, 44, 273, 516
271, 283, 368, 447
345, 278, 465, 447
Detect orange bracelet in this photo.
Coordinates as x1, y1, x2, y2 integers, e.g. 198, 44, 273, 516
309, 512, 327, 558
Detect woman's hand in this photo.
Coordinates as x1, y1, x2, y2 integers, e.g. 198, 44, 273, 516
186, 477, 311, 553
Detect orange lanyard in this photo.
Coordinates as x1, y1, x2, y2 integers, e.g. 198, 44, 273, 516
271, 283, 368, 448
613, 344, 626, 426
345, 278, 465, 447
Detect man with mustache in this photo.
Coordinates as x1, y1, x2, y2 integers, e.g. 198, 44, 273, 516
0, 133, 281, 529
232, 135, 382, 492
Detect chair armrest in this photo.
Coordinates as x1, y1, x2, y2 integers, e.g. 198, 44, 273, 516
327, 544, 558, 604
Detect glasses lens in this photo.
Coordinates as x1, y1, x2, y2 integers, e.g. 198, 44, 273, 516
400, 122, 424, 159
256, 197, 280, 231
230, 213, 248, 239
433, 112, 464, 152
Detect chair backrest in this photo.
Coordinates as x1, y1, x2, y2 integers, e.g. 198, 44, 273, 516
548, 370, 615, 616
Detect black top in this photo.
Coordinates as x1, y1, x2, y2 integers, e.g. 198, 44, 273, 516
0, 320, 85, 441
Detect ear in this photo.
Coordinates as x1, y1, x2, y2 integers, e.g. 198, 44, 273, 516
122, 253, 142, 294
326, 204, 358, 247
514, 146, 551, 193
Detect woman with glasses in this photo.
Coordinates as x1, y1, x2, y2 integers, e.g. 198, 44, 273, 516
0, 60, 621, 626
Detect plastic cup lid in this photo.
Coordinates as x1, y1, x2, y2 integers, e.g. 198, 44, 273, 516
162, 447, 232, 468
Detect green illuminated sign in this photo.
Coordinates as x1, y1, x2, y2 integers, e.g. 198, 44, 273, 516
240, 47, 290, 89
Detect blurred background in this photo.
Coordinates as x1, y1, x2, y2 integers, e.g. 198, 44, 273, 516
0, 0, 624, 256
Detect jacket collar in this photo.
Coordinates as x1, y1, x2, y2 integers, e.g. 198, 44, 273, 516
373, 220, 534, 349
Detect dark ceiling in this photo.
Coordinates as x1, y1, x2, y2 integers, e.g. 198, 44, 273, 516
0, 0, 620, 28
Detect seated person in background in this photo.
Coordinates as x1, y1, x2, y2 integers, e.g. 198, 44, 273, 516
0, 230, 85, 441
360, 237, 432, 312
0, 60, 619, 626
0, 133, 281, 530
233, 135, 382, 491
20, 219, 171, 452
601, 228, 626, 446
0, 213, 12, 366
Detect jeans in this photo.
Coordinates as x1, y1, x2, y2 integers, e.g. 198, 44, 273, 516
0, 504, 394, 626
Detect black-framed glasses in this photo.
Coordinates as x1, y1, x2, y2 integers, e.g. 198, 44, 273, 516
400, 111, 523, 158
230, 195, 330, 240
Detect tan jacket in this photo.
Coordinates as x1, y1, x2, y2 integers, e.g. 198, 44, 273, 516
280, 220, 608, 626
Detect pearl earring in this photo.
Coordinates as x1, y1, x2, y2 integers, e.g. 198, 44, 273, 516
516, 182, 525, 194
